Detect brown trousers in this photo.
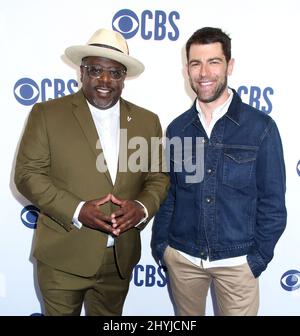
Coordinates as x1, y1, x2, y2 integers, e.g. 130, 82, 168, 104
37, 246, 130, 316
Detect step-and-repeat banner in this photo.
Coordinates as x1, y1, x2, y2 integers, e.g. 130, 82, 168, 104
1, 0, 299, 315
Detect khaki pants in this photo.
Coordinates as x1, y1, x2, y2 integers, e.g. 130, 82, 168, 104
164, 246, 259, 316
37, 247, 130, 316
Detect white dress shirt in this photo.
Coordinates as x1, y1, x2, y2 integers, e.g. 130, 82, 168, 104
177, 89, 247, 268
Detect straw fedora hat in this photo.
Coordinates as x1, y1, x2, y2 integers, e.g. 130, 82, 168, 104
65, 28, 144, 77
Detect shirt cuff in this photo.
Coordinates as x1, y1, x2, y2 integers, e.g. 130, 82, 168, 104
72, 201, 85, 229
134, 200, 148, 227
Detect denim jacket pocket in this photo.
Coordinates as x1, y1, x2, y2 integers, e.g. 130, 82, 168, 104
222, 148, 257, 189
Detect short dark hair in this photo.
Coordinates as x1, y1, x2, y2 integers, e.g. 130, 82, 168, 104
186, 27, 231, 62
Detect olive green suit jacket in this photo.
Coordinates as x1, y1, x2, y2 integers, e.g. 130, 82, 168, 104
15, 89, 169, 278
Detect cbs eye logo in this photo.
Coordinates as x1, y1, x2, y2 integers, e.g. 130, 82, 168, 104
20, 205, 40, 229
280, 270, 300, 291
112, 9, 139, 39
112, 8, 180, 41
14, 78, 40, 106
297, 160, 300, 177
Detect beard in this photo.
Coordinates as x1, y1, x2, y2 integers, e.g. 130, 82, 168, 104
191, 76, 228, 104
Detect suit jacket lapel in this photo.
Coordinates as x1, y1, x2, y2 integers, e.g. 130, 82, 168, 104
72, 89, 112, 184
114, 98, 134, 188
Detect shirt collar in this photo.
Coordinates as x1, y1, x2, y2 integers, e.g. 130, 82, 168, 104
87, 100, 120, 123
196, 88, 233, 124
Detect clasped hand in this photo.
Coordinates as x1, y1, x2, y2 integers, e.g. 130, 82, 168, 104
78, 194, 145, 236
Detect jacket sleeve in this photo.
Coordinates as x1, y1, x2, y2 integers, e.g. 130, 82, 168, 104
247, 119, 287, 277
151, 127, 176, 262
14, 103, 81, 231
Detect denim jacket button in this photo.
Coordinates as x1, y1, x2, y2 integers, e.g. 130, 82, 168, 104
206, 197, 212, 203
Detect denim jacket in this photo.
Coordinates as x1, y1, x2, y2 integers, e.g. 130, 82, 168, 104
152, 90, 286, 278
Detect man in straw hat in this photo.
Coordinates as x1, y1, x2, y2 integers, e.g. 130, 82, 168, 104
15, 28, 169, 315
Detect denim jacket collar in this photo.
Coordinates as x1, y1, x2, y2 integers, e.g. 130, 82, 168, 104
182, 88, 242, 133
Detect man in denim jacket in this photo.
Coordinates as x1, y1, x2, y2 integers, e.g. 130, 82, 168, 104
152, 27, 286, 316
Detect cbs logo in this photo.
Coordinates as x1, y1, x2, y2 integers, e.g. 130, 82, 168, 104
237, 86, 274, 114
112, 8, 180, 41
280, 270, 300, 291
20, 205, 40, 229
14, 77, 78, 106
130, 264, 167, 287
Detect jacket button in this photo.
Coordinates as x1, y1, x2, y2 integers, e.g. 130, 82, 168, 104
207, 168, 212, 174
201, 138, 207, 144
206, 197, 212, 203
200, 252, 205, 256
